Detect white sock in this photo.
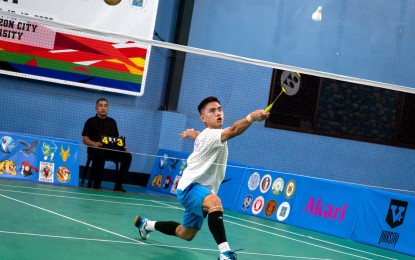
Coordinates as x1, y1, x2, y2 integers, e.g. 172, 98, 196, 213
145, 220, 156, 231
218, 242, 231, 253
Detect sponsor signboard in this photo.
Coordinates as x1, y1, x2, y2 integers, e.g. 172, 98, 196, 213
0, 0, 159, 96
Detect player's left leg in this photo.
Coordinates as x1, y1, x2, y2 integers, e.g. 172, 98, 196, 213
203, 194, 238, 260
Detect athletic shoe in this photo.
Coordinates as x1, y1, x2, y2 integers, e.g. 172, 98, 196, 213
218, 250, 238, 260
134, 216, 151, 240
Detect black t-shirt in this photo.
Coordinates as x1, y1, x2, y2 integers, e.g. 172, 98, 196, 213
82, 115, 119, 142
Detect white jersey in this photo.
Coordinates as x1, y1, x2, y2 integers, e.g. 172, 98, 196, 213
177, 128, 228, 194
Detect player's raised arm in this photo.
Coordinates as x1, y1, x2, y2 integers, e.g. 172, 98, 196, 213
221, 110, 269, 142
180, 128, 200, 140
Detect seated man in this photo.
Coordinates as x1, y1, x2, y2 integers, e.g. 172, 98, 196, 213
82, 98, 132, 192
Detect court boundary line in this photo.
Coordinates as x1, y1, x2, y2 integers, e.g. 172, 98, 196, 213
224, 215, 396, 260
0, 193, 144, 244
0, 183, 177, 201
0, 186, 173, 209
227, 220, 390, 260
0, 183, 401, 259
0, 230, 333, 259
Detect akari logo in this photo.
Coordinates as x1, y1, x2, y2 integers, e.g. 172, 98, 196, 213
303, 197, 348, 221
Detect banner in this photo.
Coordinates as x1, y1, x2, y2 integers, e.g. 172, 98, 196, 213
147, 149, 415, 256
0, 0, 159, 39
352, 190, 415, 256
287, 177, 365, 239
235, 170, 366, 239
0, 0, 159, 96
147, 149, 247, 210
235, 169, 301, 226
0, 131, 80, 187
147, 149, 189, 196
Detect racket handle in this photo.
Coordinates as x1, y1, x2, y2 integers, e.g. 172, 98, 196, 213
264, 103, 274, 113
264, 89, 284, 113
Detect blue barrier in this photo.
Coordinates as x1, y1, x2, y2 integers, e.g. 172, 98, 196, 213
146, 149, 188, 196
146, 149, 246, 209
0, 131, 80, 187
148, 149, 414, 256
351, 189, 415, 256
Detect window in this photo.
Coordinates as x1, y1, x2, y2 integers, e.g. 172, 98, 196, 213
266, 70, 321, 132
266, 69, 415, 149
396, 94, 415, 148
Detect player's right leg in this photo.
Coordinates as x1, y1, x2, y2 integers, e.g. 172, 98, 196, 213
134, 215, 199, 241
202, 194, 238, 260
134, 183, 207, 241
134, 216, 152, 240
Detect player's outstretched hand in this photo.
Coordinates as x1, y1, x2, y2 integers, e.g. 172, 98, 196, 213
250, 110, 270, 122
180, 128, 200, 140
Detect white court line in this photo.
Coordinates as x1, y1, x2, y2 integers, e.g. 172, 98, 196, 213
227, 220, 386, 260
0, 193, 144, 244
0, 231, 332, 259
225, 215, 396, 260
147, 201, 395, 260
0, 188, 172, 209
0, 184, 397, 259
0, 183, 175, 203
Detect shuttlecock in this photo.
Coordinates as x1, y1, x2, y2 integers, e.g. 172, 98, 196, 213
312, 6, 322, 21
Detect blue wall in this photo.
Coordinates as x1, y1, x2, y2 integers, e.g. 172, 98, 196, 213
189, 0, 415, 89
1, 0, 414, 193
0, 1, 181, 173
173, 54, 415, 192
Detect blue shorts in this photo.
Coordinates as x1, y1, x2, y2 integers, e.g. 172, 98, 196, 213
176, 183, 211, 230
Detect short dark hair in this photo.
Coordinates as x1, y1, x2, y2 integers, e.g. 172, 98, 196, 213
198, 96, 220, 114
96, 98, 108, 105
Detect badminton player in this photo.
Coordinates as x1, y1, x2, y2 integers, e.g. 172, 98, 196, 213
134, 96, 269, 260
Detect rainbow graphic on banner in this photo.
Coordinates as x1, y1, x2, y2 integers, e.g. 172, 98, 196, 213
0, 19, 149, 96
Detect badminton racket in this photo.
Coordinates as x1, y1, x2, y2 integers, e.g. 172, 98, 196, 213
265, 71, 301, 112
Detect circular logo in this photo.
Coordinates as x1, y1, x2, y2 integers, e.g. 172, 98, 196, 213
252, 196, 264, 215
264, 200, 277, 217
1, 136, 16, 154
280, 71, 301, 96
56, 166, 71, 183
241, 194, 253, 211
276, 202, 291, 221
285, 179, 296, 199
104, 0, 122, 6
272, 177, 284, 195
260, 174, 272, 193
248, 172, 260, 191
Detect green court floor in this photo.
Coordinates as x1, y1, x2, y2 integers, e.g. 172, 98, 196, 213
0, 179, 413, 260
